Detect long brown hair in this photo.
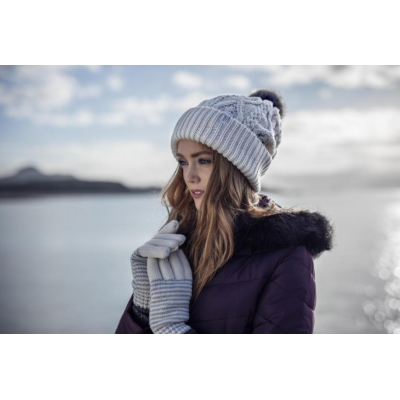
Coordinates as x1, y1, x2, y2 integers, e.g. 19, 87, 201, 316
161, 145, 302, 300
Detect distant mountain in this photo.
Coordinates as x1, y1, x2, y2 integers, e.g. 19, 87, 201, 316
0, 166, 78, 185
0, 166, 161, 198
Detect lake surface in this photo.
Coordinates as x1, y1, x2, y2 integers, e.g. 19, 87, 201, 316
0, 188, 399, 334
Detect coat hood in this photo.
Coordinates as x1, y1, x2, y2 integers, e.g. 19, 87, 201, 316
234, 206, 334, 259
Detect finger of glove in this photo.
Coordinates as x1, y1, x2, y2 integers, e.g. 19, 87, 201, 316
158, 220, 179, 234
177, 249, 193, 281
152, 233, 186, 247
137, 243, 170, 259
147, 257, 163, 282
147, 238, 181, 252
168, 250, 187, 280
158, 257, 175, 280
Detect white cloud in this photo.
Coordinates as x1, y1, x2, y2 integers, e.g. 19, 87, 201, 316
269, 107, 400, 177
85, 65, 102, 73
1, 67, 76, 112
0, 65, 210, 127
76, 84, 102, 98
318, 87, 332, 100
33, 110, 95, 127
228, 65, 400, 89
106, 75, 123, 91
167, 91, 210, 111
23, 89, 209, 128
172, 70, 251, 93
100, 91, 208, 126
100, 96, 166, 126
0, 66, 102, 123
223, 75, 251, 91
172, 71, 203, 89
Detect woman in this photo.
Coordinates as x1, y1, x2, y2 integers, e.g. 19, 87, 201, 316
116, 89, 334, 334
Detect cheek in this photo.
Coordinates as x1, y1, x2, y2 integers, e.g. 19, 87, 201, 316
202, 169, 212, 183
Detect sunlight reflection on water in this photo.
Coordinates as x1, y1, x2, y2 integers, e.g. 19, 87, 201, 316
369, 197, 400, 334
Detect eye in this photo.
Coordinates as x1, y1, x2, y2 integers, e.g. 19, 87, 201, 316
199, 159, 212, 165
178, 159, 187, 166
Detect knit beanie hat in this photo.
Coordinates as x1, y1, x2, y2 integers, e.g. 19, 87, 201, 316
171, 89, 285, 192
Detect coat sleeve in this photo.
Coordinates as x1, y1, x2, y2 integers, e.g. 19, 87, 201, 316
115, 295, 198, 334
252, 246, 316, 334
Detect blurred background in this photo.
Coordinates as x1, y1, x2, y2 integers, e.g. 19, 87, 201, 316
0, 65, 399, 333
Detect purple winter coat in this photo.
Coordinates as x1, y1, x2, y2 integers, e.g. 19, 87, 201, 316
115, 209, 334, 334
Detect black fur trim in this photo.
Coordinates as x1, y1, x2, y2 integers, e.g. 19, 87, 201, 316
235, 211, 334, 259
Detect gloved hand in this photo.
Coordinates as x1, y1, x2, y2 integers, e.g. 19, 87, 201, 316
131, 220, 186, 313
147, 249, 193, 334
136, 220, 186, 259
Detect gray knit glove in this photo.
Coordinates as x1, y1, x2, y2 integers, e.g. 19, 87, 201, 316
130, 250, 150, 313
136, 220, 185, 259
131, 220, 186, 313
148, 249, 193, 334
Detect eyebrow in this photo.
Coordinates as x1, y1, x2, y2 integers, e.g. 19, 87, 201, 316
176, 151, 211, 158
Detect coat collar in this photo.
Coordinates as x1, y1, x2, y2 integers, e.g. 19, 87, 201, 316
233, 206, 334, 259
180, 197, 334, 260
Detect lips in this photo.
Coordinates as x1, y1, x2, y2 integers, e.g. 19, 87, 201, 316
190, 189, 205, 199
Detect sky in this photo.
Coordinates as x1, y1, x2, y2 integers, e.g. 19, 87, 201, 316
1, 65, 400, 189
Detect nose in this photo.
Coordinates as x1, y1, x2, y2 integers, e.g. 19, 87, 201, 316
185, 164, 200, 184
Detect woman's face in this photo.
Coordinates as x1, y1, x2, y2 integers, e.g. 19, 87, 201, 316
177, 139, 213, 211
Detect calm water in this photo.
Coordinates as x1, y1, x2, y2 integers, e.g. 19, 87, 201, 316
0, 188, 399, 333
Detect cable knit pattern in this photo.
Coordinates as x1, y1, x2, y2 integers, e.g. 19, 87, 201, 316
171, 94, 282, 192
